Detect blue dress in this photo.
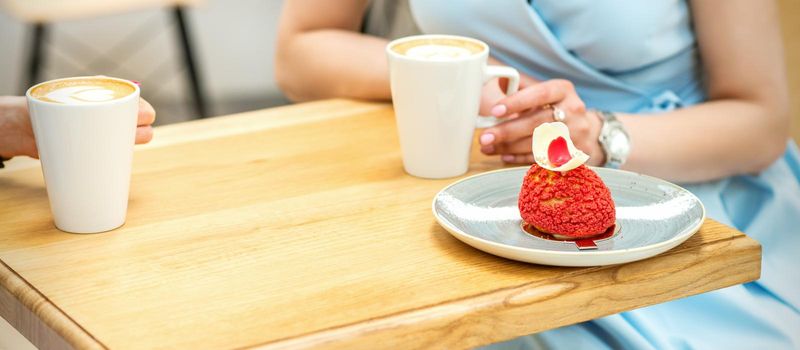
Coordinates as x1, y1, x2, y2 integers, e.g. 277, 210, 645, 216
409, 1, 800, 348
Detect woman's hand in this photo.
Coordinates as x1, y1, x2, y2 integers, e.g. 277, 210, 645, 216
134, 98, 156, 146
0, 96, 156, 159
477, 79, 605, 165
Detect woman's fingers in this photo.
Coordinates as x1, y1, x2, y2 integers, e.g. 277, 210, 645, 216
480, 78, 587, 149
500, 153, 534, 164
499, 136, 534, 155
135, 98, 155, 145
138, 98, 156, 126
479, 109, 551, 151
135, 125, 153, 144
484, 135, 535, 156
477, 78, 591, 165
559, 93, 587, 116
480, 72, 542, 116
489, 79, 574, 117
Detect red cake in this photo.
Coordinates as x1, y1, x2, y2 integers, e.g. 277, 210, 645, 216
518, 122, 615, 239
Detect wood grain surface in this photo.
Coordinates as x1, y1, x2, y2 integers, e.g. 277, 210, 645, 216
0, 99, 761, 349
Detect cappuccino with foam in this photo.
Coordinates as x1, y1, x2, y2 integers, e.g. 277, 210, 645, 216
30, 77, 136, 105
390, 37, 484, 61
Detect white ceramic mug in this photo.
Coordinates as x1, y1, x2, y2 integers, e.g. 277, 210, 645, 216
26, 76, 140, 233
386, 34, 519, 179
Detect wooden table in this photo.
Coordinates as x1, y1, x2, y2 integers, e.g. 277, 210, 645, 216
0, 99, 761, 349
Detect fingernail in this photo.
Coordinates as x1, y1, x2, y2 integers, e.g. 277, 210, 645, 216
502, 155, 515, 162
490, 104, 507, 117
130, 80, 141, 86
479, 133, 495, 145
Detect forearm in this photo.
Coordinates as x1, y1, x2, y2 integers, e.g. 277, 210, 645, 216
276, 30, 390, 102
620, 99, 788, 183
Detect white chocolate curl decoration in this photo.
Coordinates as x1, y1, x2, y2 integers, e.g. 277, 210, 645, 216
531, 122, 589, 172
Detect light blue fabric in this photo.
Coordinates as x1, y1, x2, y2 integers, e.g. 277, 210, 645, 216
410, 0, 800, 348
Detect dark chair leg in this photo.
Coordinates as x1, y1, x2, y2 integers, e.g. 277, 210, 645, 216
173, 6, 209, 118
22, 23, 47, 94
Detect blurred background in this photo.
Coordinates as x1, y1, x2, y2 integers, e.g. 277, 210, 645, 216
0, 0, 797, 141
0, 0, 288, 125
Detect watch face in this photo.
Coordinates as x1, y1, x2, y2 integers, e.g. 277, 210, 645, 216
608, 129, 630, 156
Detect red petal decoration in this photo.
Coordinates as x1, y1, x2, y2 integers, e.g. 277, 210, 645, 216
547, 136, 572, 166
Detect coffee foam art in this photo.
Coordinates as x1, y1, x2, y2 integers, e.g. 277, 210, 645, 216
29, 77, 136, 105
44, 86, 117, 104
390, 37, 484, 59
405, 44, 473, 60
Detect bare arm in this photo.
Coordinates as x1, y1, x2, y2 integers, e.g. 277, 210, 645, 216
275, 0, 391, 102
481, 0, 789, 183
619, 0, 789, 182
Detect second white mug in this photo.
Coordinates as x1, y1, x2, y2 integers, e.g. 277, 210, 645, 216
387, 34, 519, 179
26, 76, 140, 233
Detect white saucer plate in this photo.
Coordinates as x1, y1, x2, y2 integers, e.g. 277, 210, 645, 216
432, 167, 705, 266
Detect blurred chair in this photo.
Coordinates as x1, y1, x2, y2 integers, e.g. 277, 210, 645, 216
0, 0, 209, 118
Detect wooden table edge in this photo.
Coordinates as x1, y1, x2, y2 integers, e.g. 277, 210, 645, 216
0, 219, 761, 350
251, 225, 762, 350
0, 260, 105, 350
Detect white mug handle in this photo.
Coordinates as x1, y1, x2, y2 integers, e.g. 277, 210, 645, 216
477, 66, 520, 128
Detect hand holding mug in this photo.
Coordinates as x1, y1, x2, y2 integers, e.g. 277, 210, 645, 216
0, 96, 156, 159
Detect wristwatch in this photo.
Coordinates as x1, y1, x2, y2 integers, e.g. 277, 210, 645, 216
596, 110, 631, 169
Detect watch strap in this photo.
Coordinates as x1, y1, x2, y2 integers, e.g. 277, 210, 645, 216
596, 110, 629, 169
